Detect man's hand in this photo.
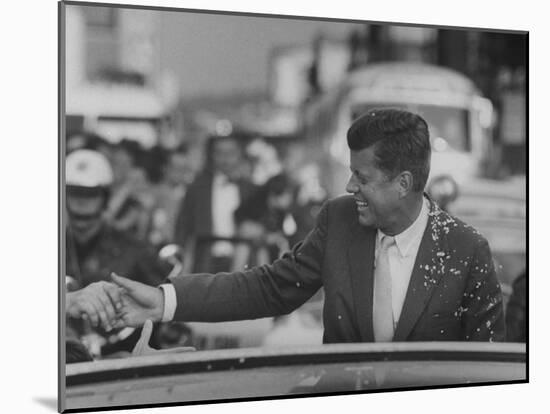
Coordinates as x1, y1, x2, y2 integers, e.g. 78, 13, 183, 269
66, 281, 123, 332
111, 273, 164, 328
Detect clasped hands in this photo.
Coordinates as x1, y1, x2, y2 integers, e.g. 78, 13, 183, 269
66, 273, 193, 356
66, 273, 163, 330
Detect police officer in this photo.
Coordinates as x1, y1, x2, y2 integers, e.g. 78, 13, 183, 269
65, 149, 169, 356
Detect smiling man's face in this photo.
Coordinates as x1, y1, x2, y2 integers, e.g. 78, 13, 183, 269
346, 145, 401, 231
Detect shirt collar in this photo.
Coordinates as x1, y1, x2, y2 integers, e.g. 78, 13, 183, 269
377, 196, 430, 258
213, 172, 232, 186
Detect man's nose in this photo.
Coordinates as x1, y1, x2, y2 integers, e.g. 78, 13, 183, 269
346, 176, 357, 194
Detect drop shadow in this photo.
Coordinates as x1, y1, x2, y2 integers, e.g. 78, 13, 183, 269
33, 397, 58, 412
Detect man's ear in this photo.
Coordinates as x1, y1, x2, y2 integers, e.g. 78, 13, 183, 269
396, 171, 414, 198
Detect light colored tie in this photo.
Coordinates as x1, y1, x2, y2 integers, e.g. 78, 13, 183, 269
373, 235, 395, 342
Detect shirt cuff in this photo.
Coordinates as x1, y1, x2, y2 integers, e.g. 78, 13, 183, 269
159, 283, 177, 322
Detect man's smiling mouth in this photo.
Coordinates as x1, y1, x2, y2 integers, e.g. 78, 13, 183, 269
355, 200, 369, 210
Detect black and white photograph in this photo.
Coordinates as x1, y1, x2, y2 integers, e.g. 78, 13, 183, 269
59, 1, 527, 412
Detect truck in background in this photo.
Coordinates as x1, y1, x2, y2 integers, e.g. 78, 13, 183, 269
301, 62, 497, 197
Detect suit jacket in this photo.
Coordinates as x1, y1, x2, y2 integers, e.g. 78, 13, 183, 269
505, 271, 526, 342
170, 195, 505, 342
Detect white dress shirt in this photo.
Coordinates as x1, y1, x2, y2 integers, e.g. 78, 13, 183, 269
211, 173, 240, 256
160, 197, 430, 323
375, 196, 430, 327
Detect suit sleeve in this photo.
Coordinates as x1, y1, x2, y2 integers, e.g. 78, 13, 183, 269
461, 238, 505, 341
169, 201, 328, 322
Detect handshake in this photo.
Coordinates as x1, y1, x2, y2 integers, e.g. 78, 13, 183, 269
66, 273, 165, 332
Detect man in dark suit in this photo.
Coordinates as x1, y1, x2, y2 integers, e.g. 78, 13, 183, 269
103, 109, 504, 342
173, 134, 257, 273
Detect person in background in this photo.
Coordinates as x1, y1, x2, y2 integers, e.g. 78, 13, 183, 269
66, 133, 153, 241
174, 134, 257, 273
278, 141, 328, 246
104, 139, 154, 241
232, 173, 298, 271
148, 144, 195, 247
245, 138, 283, 185
65, 149, 169, 356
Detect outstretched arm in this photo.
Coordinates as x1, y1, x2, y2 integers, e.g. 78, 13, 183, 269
112, 201, 330, 327
170, 203, 328, 322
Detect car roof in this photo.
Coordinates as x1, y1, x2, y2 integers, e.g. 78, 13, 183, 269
346, 62, 479, 96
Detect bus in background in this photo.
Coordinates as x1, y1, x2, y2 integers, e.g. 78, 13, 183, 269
301, 62, 496, 197
66, 80, 180, 150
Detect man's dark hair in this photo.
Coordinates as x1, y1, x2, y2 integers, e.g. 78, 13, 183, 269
347, 108, 431, 192
265, 173, 294, 197
204, 134, 246, 172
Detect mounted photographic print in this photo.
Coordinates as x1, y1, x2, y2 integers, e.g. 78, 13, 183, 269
59, 1, 527, 412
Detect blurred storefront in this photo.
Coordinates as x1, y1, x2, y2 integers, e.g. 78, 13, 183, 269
65, 5, 182, 149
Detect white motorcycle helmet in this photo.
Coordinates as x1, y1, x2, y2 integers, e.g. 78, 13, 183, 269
66, 149, 114, 219
66, 149, 114, 189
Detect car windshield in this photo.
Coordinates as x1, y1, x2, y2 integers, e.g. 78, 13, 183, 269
65, 343, 525, 410
351, 103, 470, 152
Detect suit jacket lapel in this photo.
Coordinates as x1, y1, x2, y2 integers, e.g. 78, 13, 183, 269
347, 225, 377, 342
393, 200, 449, 341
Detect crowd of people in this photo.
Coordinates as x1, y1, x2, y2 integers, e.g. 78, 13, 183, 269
65, 129, 326, 359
